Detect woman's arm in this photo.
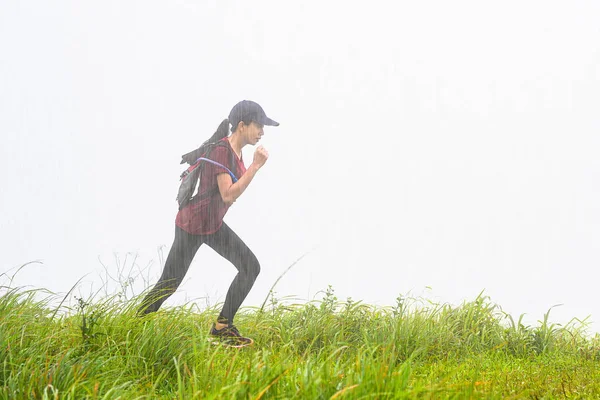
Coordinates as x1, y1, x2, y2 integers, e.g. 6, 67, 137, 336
217, 146, 269, 205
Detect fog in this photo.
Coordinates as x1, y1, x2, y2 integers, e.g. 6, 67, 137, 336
1, 1, 599, 333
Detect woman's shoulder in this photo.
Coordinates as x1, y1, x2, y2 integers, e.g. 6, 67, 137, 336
207, 139, 235, 164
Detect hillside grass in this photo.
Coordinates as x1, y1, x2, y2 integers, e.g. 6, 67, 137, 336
1, 284, 599, 399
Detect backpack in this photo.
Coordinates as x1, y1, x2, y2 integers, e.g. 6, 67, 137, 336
176, 140, 238, 210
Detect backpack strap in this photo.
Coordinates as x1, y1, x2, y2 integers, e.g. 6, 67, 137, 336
194, 157, 238, 183
188, 141, 238, 205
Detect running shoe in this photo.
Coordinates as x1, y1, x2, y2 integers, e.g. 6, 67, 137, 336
209, 323, 254, 348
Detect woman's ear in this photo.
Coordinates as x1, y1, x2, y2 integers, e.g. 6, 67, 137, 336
236, 121, 245, 133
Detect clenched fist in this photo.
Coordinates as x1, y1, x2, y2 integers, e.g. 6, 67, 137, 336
253, 145, 269, 169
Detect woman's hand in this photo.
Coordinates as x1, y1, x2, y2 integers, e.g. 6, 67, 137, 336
253, 146, 269, 169
218, 145, 269, 205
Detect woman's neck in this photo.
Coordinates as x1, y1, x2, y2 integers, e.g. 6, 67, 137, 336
227, 133, 245, 159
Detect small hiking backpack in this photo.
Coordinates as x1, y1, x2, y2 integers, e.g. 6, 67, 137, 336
176, 141, 238, 210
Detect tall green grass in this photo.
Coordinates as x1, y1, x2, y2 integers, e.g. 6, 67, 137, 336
1, 282, 599, 399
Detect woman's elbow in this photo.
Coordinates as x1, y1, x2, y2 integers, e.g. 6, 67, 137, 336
221, 193, 236, 206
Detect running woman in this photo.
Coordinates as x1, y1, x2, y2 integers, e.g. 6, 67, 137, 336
138, 100, 279, 347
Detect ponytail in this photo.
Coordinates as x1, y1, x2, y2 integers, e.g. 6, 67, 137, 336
205, 118, 230, 144
180, 118, 231, 165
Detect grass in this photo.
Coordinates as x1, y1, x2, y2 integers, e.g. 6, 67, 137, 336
1, 282, 600, 399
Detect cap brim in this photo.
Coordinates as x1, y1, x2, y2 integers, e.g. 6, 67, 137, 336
260, 116, 279, 127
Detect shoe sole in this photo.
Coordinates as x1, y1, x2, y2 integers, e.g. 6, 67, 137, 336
207, 337, 254, 348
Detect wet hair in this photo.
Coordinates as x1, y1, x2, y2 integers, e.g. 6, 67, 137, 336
180, 118, 231, 165
208, 118, 231, 142
230, 118, 253, 133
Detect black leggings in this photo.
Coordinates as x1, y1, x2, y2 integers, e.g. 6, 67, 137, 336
138, 222, 260, 323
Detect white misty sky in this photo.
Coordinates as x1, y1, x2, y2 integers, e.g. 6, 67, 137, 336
1, 1, 599, 333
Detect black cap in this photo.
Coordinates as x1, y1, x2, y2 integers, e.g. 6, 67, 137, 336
228, 100, 279, 129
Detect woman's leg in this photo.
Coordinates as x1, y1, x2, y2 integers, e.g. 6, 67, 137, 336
138, 226, 204, 315
204, 222, 260, 324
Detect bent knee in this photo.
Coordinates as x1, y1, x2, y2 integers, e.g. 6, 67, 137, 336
245, 257, 260, 279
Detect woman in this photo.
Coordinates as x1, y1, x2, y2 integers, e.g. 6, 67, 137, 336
139, 100, 279, 347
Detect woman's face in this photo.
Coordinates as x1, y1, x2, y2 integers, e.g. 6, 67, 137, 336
241, 121, 264, 145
